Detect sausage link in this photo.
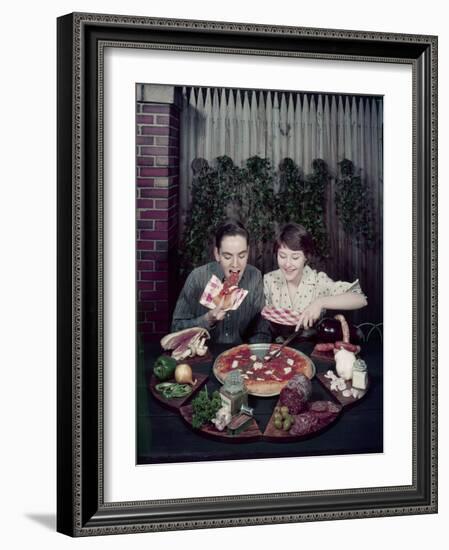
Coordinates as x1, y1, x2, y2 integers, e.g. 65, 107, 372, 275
315, 342, 335, 352
335, 341, 360, 353
334, 314, 350, 343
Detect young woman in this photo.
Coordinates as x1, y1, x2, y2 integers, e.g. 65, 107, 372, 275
263, 223, 367, 331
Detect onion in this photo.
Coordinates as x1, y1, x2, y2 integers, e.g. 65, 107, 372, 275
174, 363, 197, 386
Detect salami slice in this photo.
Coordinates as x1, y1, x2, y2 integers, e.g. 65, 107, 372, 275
290, 401, 341, 436
290, 412, 319, 436
308, 400, 329, 412
307, 400, 341, 423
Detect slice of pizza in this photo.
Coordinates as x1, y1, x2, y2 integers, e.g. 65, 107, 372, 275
212, 271, 239, 309
200, 274, 248, 311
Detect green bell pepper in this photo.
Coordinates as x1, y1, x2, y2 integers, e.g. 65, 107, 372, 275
153, 355, 177, 381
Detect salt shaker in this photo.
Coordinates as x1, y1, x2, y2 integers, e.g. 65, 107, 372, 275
352, 358, 368, 390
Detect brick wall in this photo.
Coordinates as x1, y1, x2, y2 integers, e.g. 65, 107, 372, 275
136, 85, 181, 342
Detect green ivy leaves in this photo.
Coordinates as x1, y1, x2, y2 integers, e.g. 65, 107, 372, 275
180, 156, 376, 274
274, 158, 330, 257
335, 159, 376, 247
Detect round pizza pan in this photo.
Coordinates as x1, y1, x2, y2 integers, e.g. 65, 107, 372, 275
212, 343, 316, 397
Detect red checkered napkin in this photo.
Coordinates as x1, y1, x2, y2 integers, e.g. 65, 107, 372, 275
200, 275, 248, 311
261, 305, 301, 326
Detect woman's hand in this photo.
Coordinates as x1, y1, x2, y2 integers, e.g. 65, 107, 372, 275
295, 299, 324, 330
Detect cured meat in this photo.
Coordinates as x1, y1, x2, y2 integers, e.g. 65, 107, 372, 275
309, 400, 341, 413
334, 341, 361, 354
334, 314, 350, 343
160, 327, 210, 360
307, 400, 341, 422
313, 316, 362, 357
290, 412, 319, 436
278, 373, 312, 414
290, 401, 341, 436
314, 342, 335, 352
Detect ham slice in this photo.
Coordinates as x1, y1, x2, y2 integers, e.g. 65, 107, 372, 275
160, 327, 210, 360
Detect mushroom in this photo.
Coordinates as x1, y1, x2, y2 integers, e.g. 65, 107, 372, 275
160, 327, 210, 360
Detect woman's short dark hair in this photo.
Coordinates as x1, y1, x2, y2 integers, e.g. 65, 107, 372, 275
215, 220, 249, 249
275, 223, 315, 260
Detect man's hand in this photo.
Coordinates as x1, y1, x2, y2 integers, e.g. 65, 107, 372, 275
206, 297, 227, 326
295, 299, 324, 330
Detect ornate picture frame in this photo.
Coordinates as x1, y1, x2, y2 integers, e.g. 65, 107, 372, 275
57, 12, 437, 536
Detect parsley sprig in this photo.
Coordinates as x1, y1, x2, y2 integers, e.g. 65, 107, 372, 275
191, 387, 222, 429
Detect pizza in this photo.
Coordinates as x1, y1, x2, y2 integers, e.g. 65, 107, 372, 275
212, 271, 240, 309
213, 344, 315, 396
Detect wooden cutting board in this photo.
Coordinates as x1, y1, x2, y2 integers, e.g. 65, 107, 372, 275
179, 404, 262, 443
316, 372, 369, 408
149, 373, 208, 411
263, 399, 342, 442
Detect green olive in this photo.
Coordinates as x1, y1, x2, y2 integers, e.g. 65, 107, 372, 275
274, 418, 283, 430
274, 413, 282, 423
283, 418, 292, 431
274, 406, 281, 415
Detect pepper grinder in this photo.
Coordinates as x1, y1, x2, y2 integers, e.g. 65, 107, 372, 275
219, 370, 248, 416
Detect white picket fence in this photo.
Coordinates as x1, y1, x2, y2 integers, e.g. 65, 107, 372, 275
179, 87, 382, 210
178, 86, 384, 323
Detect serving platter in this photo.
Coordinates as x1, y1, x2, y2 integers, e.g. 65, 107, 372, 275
316, 372, 370, 408
148, 372, 208, 411
179, 404, 263, 443
212, 343, 316, 397
263, 399, 342, 442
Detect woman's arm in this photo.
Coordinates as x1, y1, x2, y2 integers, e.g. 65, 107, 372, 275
316, 292, 367, 311
295, 292, 367, 330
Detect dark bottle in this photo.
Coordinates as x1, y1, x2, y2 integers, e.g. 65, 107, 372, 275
315, 317, 363, 343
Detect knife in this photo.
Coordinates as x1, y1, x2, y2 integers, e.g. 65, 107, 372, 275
264, 329, 302, 363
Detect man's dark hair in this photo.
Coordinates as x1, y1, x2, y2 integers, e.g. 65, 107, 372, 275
215, 220, 249, 249
275, 222, 315, 260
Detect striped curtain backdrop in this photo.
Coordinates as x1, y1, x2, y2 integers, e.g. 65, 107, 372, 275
178, 87, 383, 324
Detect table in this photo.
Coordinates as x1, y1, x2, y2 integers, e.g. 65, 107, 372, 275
137, 340, 383, 464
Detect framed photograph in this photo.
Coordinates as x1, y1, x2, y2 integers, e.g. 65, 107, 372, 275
57, 12, 437, 536
135, 81, 384, 466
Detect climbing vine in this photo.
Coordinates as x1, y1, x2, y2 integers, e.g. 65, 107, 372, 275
180, 155, 376, 273
276, 158, 330, 256
335, 159, 376, 247
275, 158, 304, 226
239, 156, 277, 265
180, 158, 216, 272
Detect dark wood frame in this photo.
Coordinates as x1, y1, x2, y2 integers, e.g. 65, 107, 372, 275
57, 12, 438, 536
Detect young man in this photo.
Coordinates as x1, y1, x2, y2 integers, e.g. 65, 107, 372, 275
171, 220, 270, 344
